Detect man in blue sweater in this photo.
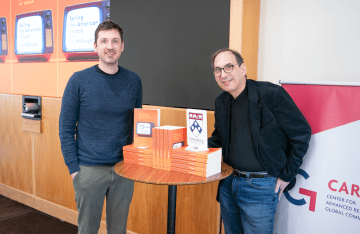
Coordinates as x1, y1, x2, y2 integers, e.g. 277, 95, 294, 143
59, 20, 142, 234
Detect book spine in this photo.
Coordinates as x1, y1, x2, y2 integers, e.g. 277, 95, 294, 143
153, 129, 160, 168
160, 128, 164, 170
152, 128, 157, 169
164, 129, 170, 171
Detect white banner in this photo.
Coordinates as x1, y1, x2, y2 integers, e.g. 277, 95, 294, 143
274, 83, 360, 233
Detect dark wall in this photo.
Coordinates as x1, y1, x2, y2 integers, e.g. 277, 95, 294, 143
111, 0, 230, 110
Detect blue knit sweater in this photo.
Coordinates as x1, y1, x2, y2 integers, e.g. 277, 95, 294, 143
59, 65, 142, 174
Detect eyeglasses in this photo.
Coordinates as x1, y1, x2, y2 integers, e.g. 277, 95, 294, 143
213, 64, 235, 77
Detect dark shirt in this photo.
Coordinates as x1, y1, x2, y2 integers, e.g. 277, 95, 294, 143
95, 65, 120, 76
228, 84, 265, 172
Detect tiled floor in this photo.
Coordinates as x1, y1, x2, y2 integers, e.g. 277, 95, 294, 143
0, 195, 78, 234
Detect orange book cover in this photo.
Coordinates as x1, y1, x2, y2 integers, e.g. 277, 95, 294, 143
124, 156, 152, 163
170, 158, 208, 168
166, 127, 186, 170
125, 158, 152, 167
172, 147, 221, 159
133, 108, 160, 148
124, 152, 152, 160
171, 154, 209, 163
123, 144, 153, 155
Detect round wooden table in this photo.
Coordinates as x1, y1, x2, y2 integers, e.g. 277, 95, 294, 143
114, 161, 233, 234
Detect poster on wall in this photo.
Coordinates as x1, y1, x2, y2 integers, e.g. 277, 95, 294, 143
0, 1, 11, 93
0, 0, 110, 97
274, 82, 360, 234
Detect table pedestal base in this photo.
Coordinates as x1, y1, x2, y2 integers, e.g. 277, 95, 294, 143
167, 185, 177, 234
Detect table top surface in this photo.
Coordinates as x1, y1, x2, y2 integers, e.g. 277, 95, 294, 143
114, 161, 233, 185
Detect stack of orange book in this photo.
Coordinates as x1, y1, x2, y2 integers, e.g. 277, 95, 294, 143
152, 126, 186, 170
171, 146, 222, 177
123, 144, 153, 167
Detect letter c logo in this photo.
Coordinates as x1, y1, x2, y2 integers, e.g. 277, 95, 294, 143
284, 169, 317, 212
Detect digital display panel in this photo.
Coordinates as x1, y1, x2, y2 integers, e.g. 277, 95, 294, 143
63, 7, 100, 52
16, 15, 44, 54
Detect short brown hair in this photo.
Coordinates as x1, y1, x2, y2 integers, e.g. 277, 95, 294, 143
94, 20, 123, 45
211, 48, 244, 68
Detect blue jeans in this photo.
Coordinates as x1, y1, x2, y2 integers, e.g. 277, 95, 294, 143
219, 173, 279, 234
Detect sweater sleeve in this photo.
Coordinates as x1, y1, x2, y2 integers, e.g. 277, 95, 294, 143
59, 74, 81, 175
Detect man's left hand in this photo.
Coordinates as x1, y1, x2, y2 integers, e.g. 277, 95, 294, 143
275, 178, 289, 200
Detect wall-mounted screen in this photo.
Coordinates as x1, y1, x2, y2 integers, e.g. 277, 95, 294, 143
62, 0, 110, 61
111, 0, 229, 110
0, 17, 8, 62
15, 10, 53, 62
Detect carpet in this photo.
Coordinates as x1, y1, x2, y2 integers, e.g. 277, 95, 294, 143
0, 195, 78, 234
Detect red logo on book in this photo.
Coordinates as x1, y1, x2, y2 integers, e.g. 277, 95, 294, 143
189, 113, 203, 137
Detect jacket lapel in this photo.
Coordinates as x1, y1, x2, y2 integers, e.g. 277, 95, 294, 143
247, 80, 261, 156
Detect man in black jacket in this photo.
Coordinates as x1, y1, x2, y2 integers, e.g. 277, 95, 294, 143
208, 48, 311, 234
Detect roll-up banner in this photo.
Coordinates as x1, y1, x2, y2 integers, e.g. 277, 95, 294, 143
274, 81, 360, 233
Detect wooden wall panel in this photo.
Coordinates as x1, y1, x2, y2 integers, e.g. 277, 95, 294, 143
230, 0, 260, 81
241, 0, 261, 80
143, 105, 187, 127
176, 182, 220, 234
127, 183, 168, 234
230, 0, 244, 53
22, 118, 41, 134
0, 94, 33, 194
33, 97, 77, 211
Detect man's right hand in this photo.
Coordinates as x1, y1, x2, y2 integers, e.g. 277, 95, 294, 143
71, 171, 78, 181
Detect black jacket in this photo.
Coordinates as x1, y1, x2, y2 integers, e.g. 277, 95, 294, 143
208, 79, 311, 185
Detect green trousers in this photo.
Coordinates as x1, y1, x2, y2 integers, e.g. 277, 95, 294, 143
73, 165, 134, 234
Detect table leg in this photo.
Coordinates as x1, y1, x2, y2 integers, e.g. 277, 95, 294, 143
219, 214, 222, 234
167, 185, 177, 234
